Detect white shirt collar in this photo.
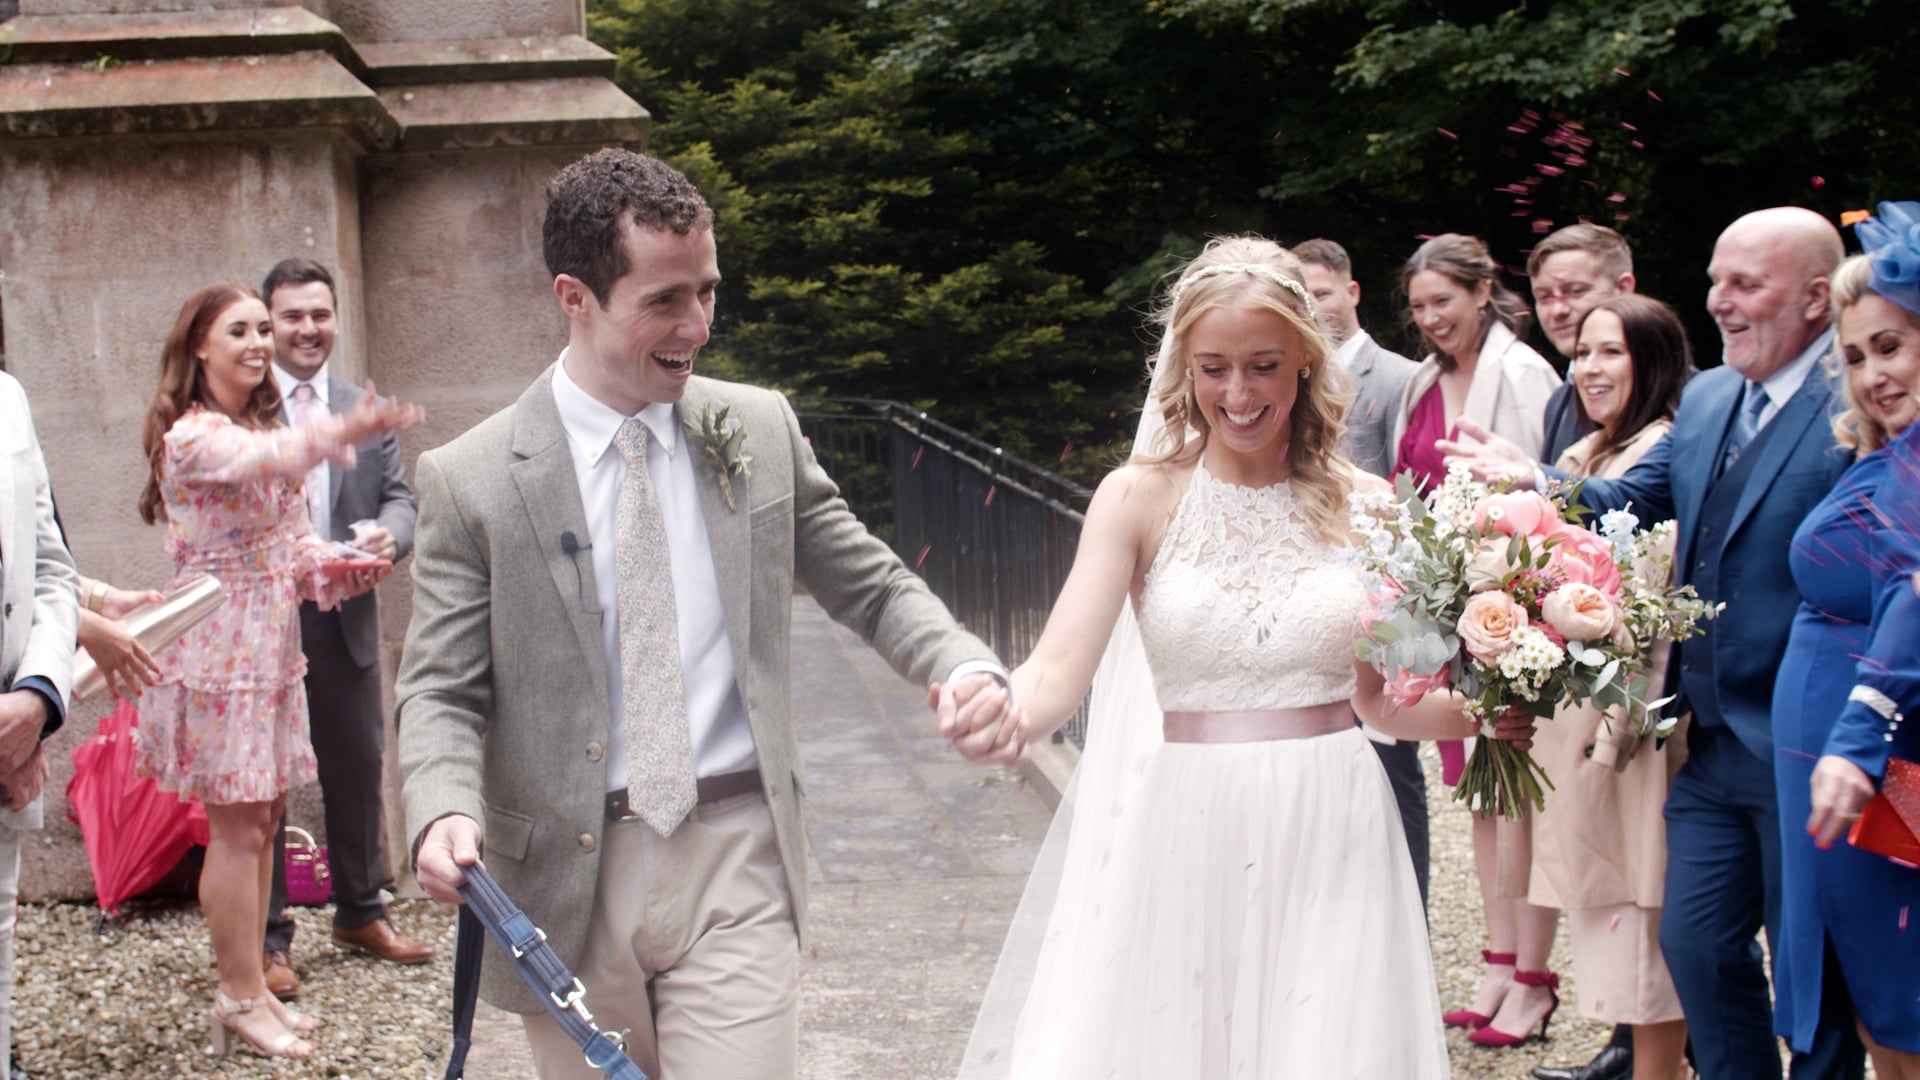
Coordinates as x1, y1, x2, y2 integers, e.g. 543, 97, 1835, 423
1332, 329, 1370, 371
552, 350, 679, 466
272, 361, 330, 406
1753, 326, 1834, 415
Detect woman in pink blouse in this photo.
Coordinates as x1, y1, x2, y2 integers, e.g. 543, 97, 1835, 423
135, 283, 419, 1059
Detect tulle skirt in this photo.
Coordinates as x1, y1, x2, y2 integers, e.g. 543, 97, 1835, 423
1004, 726, 1448, 1079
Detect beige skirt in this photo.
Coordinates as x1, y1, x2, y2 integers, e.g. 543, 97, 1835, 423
1566, 903, 1685, 1025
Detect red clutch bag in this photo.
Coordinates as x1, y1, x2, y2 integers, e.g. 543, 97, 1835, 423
1848, 757, 1920, 869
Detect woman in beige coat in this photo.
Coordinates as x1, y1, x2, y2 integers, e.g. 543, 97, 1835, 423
1389, 234, 1564, 1047
1527, 295, 1693, 1075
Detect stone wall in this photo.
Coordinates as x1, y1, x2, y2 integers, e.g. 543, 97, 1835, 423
0, 1, 645, 902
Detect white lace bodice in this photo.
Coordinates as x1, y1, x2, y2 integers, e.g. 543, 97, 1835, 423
1138, 465, 1368, 712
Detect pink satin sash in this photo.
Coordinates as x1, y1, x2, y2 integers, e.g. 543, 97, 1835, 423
1162, 702, 1354, 744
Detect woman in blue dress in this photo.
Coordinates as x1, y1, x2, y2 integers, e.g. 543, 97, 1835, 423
1773, 202, 1920, 1079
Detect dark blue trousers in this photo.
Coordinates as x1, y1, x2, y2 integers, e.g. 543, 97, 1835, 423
1659, 725, 1863, 1080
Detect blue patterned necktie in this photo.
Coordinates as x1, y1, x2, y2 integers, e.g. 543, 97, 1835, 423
614, 419, 696, 837
1721, 381, 1770, 475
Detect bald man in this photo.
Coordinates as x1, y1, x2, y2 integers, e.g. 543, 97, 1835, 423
1442, 208, 1865, 1079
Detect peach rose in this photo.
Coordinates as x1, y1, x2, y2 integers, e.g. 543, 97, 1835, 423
1473, 491, 1560, 539
1457, 590, 1529, 664
1466, 541, 1523, 592
1541, 582, 1617, 642
1546, 525, 1623, 596
1385, 666, 1451, 709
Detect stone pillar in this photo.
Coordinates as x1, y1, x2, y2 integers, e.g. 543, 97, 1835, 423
0, 1, 646, 902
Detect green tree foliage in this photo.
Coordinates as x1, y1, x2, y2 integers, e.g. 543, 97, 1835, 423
590, 0, 1920, 475
590, 0, 1142, 475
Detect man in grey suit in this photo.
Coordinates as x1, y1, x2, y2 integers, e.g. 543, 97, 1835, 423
0, 371, 77, 1080
398, 149, 1013, 1079
261, 260, 430, 998
1293, 239, 1430, 904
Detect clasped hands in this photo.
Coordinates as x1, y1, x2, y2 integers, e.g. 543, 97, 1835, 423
929, 674, 1025, 766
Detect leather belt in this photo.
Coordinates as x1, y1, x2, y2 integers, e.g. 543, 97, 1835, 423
605, 768, 763, 821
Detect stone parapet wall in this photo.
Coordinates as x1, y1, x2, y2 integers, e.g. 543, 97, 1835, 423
0, 1, 645, 902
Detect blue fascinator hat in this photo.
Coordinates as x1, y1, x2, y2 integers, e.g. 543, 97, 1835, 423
1853, 200, 1920, 319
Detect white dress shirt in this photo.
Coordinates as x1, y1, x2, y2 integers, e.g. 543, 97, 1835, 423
273, 362, 331, 541
1332, 329, 1370, 371
551, 357, 759, 791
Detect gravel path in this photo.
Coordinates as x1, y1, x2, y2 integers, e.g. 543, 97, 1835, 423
11, 745, 1619, 1080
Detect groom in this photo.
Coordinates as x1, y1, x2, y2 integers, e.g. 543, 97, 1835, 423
397, 148, 1014, 1079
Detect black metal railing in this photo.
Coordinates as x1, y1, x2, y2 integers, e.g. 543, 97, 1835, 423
795, 398, 1093, 746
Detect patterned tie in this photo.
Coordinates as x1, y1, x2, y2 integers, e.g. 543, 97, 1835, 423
288, 383, 328, 536
613, 419, 696, 836
1721, 381, 1770, 476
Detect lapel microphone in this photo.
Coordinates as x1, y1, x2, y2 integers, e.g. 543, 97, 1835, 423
559, 531, 594, 607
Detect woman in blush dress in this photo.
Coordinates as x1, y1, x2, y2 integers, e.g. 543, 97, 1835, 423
1388, 234, 1563, 1048
1522, 296, 1692, 1073
954, 236, 1535, 1079
1774, 214, 1920, 1080
135, 282, 419, 1060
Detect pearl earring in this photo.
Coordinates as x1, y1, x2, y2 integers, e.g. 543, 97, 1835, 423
1300, 367, 1311, 379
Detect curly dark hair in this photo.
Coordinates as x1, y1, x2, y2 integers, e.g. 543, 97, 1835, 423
542, 148, 714, 306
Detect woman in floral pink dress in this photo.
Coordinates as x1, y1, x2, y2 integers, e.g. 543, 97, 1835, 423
135, 282, 419, 1059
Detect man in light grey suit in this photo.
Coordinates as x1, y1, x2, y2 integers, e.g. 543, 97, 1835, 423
1293, 239, 1430, 905
398, 149, 1013, 1079
0, 371, 78, 1080
261, 260, 429, 1000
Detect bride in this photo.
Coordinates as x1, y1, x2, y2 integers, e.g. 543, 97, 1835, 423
950, 236, 1531, 1078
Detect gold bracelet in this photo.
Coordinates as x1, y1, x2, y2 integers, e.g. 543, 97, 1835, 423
86, 580, 108, 614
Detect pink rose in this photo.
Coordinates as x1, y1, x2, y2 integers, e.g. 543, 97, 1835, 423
1385, 666, 1451, 708
1541, 582, 1617, 642
1457, 590, 1529, 664
1547, 525, 1623, 596
1473, 491, 1561, 539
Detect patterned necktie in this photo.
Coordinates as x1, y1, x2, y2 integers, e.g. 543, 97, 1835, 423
1721, 381, 1770, 475
288, 383, 328, 536
613, 419, 696, 836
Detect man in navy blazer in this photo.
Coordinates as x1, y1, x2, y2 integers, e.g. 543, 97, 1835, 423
1444, 208, 1864, 1079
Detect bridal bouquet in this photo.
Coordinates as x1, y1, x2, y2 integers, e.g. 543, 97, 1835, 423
1348, 466, 1718, 819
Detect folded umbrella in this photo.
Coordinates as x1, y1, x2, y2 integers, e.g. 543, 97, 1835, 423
65, 698, 208, 915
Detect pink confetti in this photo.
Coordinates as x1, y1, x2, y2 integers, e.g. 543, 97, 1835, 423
956, 913, 968, 933
915, 542, 931, 568
1901, 906, 1910, 931
1564, 155, 1587, 167
1609, 914, 1623, 931
1647, 89, 1663, 101
1437, 127, 1460, 141
911, 445, 925, 470
1614, 67, 1632, 77
1621, 121, 1639, 132
984, 485, 998, 507
1533, 218, 1555, 235
1631, 140, 1645, 150
1536, 164, 1565, 177
1059, 441, 1075, 462
1414, 233, 1435, 241
1608, 192, 1628, 203
1811, 176, 1827, 189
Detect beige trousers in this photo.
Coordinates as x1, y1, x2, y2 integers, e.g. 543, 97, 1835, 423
523, 792, 800, 1080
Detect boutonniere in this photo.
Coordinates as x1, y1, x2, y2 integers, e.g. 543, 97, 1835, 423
685, 403, 752, 511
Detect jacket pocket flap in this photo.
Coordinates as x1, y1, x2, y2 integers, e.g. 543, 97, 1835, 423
483, 804, 536, 862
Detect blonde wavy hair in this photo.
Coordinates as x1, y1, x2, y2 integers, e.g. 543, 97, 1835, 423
1137, 235, 1356, 543
1828, 254, 1920, 456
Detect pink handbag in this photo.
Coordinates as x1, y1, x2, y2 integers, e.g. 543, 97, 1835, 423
284, 825, 333, 906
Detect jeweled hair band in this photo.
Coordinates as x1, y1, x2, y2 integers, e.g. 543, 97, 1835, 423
1171, 262, 1317, 316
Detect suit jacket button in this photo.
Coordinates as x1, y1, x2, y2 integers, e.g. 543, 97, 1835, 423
579, 834, 596, 852
585, 741, 604, 762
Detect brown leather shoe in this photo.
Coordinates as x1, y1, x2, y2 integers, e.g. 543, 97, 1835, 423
331, 916, 435, 965
263, 950, 300, 999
